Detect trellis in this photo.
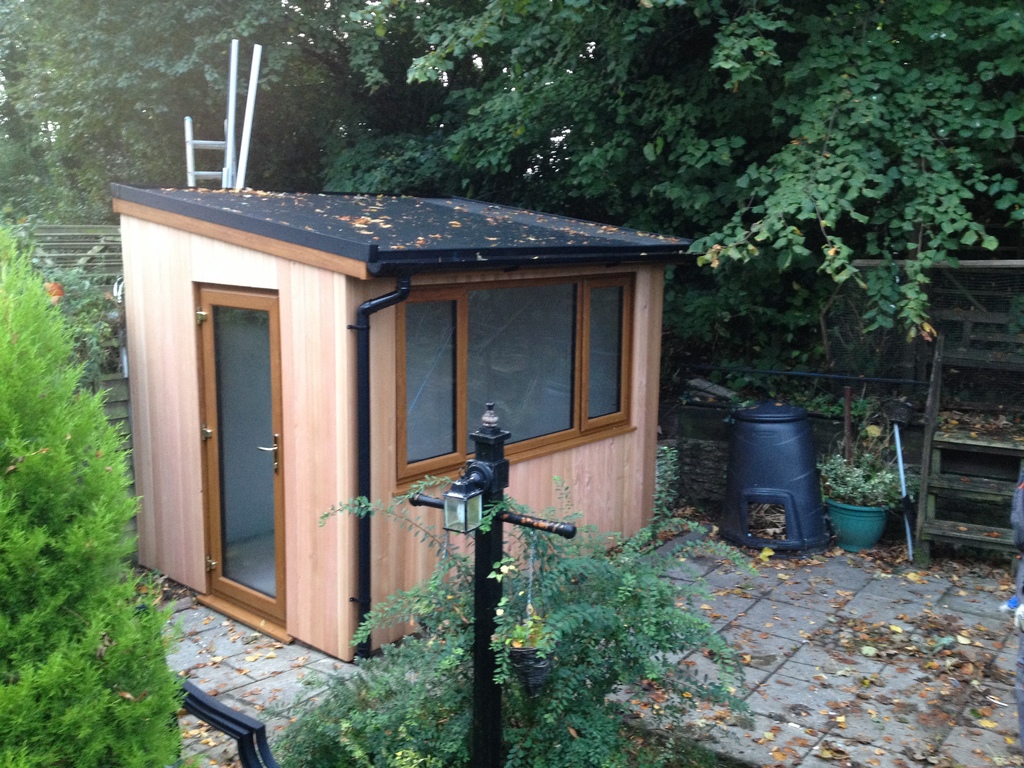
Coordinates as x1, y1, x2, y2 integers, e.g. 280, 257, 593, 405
29, 225, 123, 283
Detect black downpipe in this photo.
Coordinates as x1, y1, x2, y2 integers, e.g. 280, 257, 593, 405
349, 275, 411, 658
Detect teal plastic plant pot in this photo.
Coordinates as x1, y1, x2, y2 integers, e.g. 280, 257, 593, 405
825, 499, 888, 552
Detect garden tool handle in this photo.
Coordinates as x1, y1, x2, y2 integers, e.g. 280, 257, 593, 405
893, 423, 908, 498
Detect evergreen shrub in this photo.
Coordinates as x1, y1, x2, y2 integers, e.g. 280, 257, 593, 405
0, 229, 180, 766
277, 483, 746, 768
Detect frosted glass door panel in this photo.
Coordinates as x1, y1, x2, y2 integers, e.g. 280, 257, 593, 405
214, 306, 277, 598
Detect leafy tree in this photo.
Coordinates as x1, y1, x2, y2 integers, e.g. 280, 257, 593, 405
318, 0, 1024, 348
4, 0, 1022, 349
0, 229, 180, 766
0, 0, 346, 221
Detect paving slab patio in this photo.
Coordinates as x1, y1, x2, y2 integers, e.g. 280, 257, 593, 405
165, 542, 1024, 768
164, 601, 355, 767
671, 543, 1023, 768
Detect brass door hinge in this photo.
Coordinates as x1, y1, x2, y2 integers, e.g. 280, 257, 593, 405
200, 423, 213, 441
205, 555, 218, 572
196, 309, 208, 325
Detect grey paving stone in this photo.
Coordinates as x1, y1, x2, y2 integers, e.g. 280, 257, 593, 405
839, 592, 931, 626
682, 708, 823, 765
665, 554, 724, 582
720, 623, 809, 671
733, 598, 832, 641
677, 645, 767, 693
703, 564, 774, 596
744, 671, 847, 734
687, 589, 760, 629
769, 575, 864, 611
858, 573, 953, 605
165, 545, 1023, 767
944, 681, 1019, 763
221, 641, 329, 681
831, 665, 959, 755
224, 668, 326, 714
788, 642, 888, 678
800, 737, 902, 768
990, 642, 1019, 687
180, 658, 259, 695
935, 585, 1013, 621
305, 655, 360, 679
186, 625, 265, 662
167, 604, 229, 638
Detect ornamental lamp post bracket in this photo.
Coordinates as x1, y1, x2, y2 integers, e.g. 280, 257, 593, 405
409, 402, 575, 768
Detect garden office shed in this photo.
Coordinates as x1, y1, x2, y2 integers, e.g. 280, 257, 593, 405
112, 184, 688, 660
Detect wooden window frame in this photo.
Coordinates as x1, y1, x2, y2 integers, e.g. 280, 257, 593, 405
580, 276, 633, 433
196, 285, 287, 626
397, 274, 634, 482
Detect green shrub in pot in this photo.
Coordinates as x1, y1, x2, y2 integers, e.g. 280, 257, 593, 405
818, 452, 902, 510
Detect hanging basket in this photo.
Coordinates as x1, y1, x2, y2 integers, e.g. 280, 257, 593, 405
508, 646, 551, 697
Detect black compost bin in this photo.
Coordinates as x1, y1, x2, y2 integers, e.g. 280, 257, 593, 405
720, 402, 828, 553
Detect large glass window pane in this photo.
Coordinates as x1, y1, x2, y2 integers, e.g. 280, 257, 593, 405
214, 306, 277, 598
588, 286, 624, 418
406, 301, 457, 462
468, 284, 575, 443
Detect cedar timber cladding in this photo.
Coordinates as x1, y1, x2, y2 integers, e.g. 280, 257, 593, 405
112, 185, 688, 661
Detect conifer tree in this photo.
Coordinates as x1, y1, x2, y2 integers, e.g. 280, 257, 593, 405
0, 228, 180, 766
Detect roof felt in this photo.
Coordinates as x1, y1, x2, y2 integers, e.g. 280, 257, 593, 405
111, 185, 691, 276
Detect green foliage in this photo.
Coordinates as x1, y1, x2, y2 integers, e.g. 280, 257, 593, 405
31, 264, 123, 383
654, 444, 680, 524
0, 229, 180, 766
0, 0, 346, 221
819, 452, 902, 510
5, 0, 1021, 346
817, 411, 918, 510
278, 488, 746, 768
321, 0, 1023, 349
688, 2, 1024, 336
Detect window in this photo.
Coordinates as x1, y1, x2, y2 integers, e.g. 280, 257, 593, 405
398, 275, 632, 479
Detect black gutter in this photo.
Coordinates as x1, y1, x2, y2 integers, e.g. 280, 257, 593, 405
349, 274, 411, 659
363, 244, 693, 276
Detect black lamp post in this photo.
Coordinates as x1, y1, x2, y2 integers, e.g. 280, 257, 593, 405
410, 404, 576, 768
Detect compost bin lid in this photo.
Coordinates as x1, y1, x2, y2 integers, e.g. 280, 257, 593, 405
733, 402, 807, 423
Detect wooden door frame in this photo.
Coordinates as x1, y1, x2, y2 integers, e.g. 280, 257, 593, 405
196, 284, 287, 627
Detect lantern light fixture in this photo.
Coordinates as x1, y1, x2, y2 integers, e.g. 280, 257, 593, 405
443, 475, 485, 534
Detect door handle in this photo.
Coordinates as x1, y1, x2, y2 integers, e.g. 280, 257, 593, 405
257, 434, 280, 473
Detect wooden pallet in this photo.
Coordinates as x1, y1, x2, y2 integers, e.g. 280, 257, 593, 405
915, 335, 1024, 561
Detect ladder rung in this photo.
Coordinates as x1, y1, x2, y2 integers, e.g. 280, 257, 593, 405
190, 139, 227, 150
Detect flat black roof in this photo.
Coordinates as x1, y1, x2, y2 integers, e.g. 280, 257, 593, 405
111, 185, 691, 276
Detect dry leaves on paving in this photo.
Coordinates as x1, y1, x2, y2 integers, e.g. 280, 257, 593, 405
680, 526, 1023, 768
